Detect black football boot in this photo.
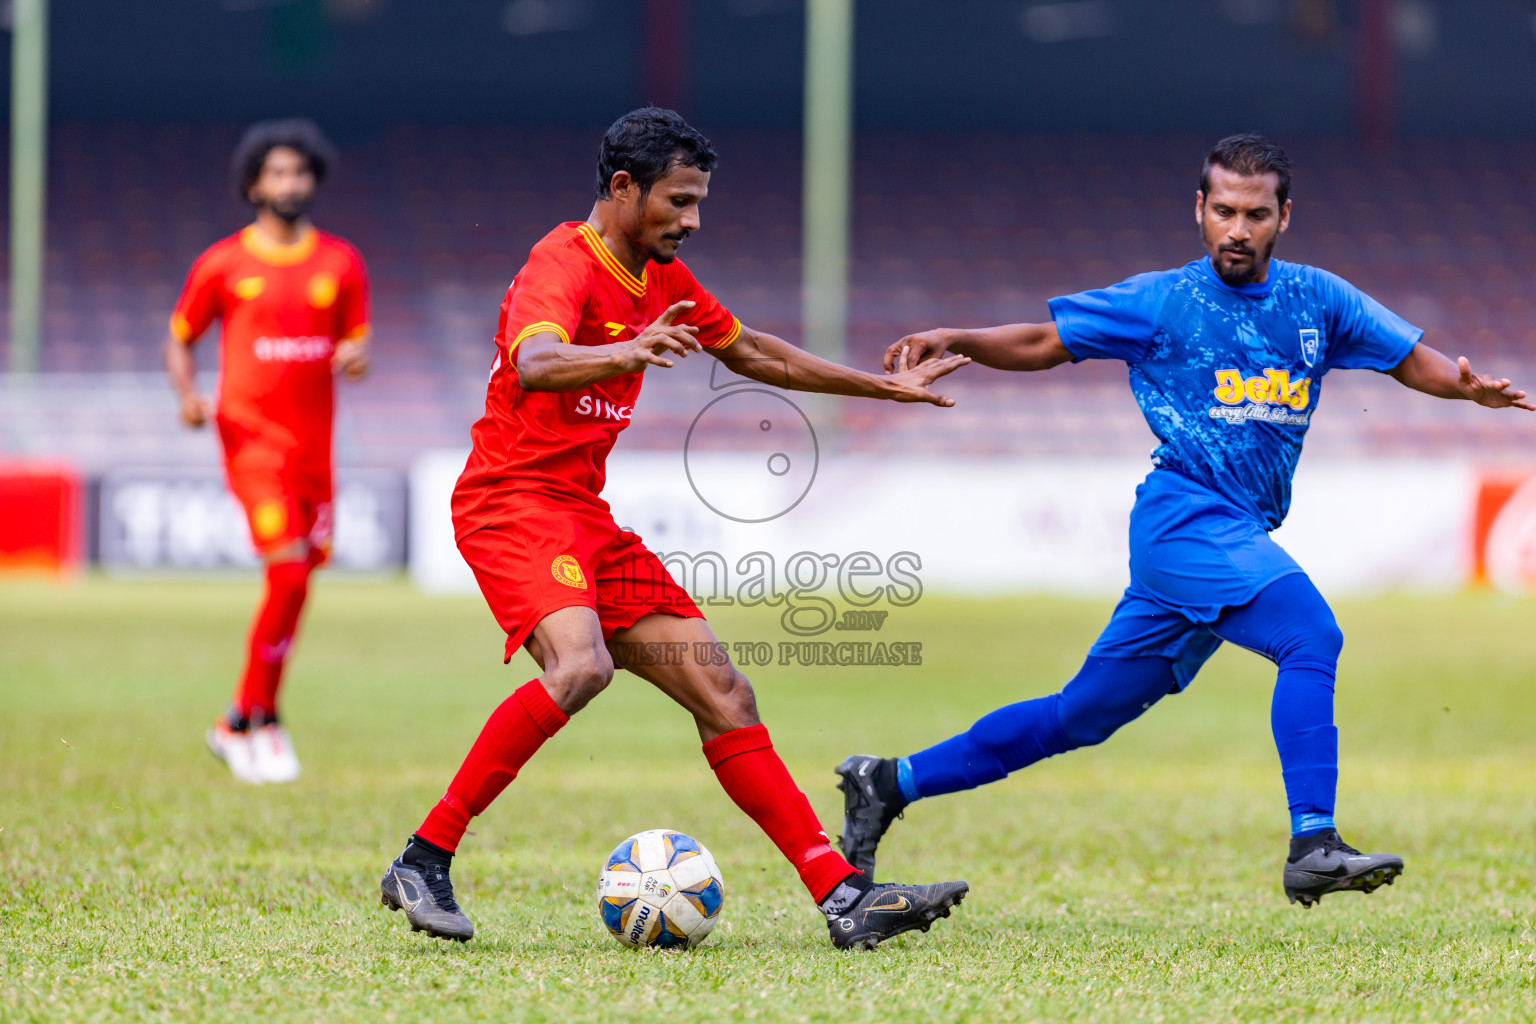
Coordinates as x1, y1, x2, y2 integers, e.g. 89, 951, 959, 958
379, 835, 476, 941
1283, 829, 1404, 909
834, 754, 908, 880
820, 875, 968, 950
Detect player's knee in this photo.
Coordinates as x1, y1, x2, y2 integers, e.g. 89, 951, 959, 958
1314, 617, 1339, 657
1059, 712, 1121, 749
1057, 690, 1146, 749
576, 651, 616, 694
1276, 618, 1343, 669
1313, 618, 1344, 662
1053, 659, 1170, 750
545, 648, 614, 709
704, 667, 759, 732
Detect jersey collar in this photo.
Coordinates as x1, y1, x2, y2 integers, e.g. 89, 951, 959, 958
577, 222, 647, 297
240, 224, 318, 267
1196, 255, 1279, 297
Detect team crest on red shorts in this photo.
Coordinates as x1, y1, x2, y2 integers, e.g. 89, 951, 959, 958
551, 554, 588, 589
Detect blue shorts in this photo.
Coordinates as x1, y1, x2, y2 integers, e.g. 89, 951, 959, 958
1090, 469, 1306, 690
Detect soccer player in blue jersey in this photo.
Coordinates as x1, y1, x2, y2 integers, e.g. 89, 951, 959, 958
836, 134, 1533, 907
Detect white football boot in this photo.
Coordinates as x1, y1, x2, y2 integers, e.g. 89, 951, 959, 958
250, 723, 302, 783
206, 721, 263, 784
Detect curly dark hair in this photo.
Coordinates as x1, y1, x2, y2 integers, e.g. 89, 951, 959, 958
230, 118, 336, 205
1200, 133, 1292, 206
594, 107, 717, 201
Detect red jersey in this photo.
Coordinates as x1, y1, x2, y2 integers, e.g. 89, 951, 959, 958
170, 225, 369, 478
453, 221, 741, 538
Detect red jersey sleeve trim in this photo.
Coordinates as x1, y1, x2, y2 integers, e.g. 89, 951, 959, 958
707, 317, 743, 351
508, 320, 573, 356
340, 324, 370, 342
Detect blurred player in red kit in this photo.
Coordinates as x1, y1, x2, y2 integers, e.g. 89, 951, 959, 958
164, 119, 370, 784
378, 108, 972, 949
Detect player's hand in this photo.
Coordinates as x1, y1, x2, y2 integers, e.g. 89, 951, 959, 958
1458, 356, 1535, 411
333, 338, 370, 380
177, 391, 212, 428
618, 300, 702, 372
885, 344, 971, 406
884, 329, 953, 373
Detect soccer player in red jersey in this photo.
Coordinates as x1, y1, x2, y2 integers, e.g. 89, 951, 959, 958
380, 108, 971, 949
165, 119, 369, 785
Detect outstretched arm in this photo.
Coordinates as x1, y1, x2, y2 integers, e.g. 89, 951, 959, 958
714, 325, 969, 406
882, 322, 1074, 373
1388, 342, 1534, 411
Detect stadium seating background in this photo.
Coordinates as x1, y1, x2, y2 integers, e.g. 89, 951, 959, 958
2, 124, 1534, 470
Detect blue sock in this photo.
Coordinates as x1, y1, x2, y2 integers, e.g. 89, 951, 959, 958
900, 656, 1177, 802
903, 696, 1068, 800
895, 756, 920, 803
1210, 574, 1342, 838
1272, 662, 1338, 836
1291, 812, 1335, 836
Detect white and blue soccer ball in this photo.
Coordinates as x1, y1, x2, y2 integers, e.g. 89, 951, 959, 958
596, 828, 725, 949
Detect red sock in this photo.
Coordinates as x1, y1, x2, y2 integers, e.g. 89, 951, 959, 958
234, 559, 311, 722
416, 680, 569, 853
703, 724, 857, 902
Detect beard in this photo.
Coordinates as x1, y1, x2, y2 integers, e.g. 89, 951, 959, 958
264, 194, 312, 224
1209, 234, 1276, 286
646, 229, 690, 265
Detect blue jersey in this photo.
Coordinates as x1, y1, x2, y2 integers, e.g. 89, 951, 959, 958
1049, 257, 1422, 530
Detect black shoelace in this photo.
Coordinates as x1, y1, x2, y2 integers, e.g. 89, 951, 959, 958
420, 865, 462, 914
1326, 834, 1363, 856
1292, 829, 1361, 860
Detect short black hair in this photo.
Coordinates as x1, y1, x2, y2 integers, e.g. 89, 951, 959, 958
594, 107, 717, 201
1200, 133, 1291, 206
231, 118, 335, 204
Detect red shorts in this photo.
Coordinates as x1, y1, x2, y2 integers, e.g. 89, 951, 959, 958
456, 503, 702, 663
226, 463, 333, 562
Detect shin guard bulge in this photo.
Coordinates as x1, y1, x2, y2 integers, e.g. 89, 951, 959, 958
1211, 573, 1342, 835
416, 680, 569, 852
704, 724, 856, 901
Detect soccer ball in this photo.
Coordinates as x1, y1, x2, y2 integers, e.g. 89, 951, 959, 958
596, 828, 725, 949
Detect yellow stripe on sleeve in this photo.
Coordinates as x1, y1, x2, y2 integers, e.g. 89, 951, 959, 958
507, 320, 573, 357
169, 313, 197, 343
340, 324, 371, 342
710, 317, 743, 351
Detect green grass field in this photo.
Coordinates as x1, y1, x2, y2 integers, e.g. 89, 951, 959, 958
2, 578, 1534, 1022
